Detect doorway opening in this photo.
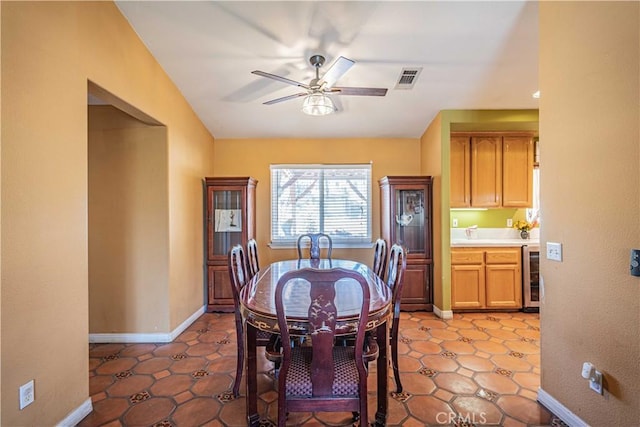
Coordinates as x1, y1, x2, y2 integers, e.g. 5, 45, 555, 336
87, 81, 169, 340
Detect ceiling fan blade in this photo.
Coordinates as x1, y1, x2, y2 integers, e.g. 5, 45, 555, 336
331, 87, 388, 96
319, 56, 355, 88
263, 92, 308, 105
251, 71, 311, 90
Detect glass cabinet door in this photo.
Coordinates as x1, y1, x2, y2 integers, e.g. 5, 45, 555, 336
210, 189, 244, 257
394, 188, 426, 255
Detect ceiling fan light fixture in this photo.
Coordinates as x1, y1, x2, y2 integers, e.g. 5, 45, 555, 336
302, 93, 335, 116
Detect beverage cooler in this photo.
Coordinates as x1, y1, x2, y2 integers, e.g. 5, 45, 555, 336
522, 244, 540, 311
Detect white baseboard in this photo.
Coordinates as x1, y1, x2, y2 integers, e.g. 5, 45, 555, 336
56, 397, 92, 427
433, 305, 454, 319
89, 306, 205, 343
537, 387, 589, 427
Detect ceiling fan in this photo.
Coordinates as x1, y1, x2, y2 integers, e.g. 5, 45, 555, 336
251, 55, 388, 115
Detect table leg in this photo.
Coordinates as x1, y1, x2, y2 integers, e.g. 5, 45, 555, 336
374, 321, 389, 427
246, 323, 260, 427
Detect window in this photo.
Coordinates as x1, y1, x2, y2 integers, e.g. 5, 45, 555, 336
526, 166, 540, 223
270, 164, 372, 246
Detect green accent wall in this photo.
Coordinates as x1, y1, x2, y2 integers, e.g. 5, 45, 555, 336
449, 208, 527, 228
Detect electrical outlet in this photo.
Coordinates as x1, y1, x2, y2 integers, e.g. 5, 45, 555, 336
547, 242, 563, 262
452, 218, 458, 228
507, 219, 513, 227
589, 370, 603, 395
19, 380, 34, 410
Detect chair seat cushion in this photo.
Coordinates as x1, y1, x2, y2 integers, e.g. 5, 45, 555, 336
285, 346, 360, 397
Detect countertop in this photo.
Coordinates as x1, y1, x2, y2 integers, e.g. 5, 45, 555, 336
451, 238, 540, 248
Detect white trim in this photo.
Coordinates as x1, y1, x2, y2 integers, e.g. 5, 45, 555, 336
433, 305, 454, 319
56, 397, 92, 427
537, 387, 590, 427
89, 306, 205, 343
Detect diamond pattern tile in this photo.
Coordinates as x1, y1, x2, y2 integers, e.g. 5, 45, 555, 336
79, 311, 566, 426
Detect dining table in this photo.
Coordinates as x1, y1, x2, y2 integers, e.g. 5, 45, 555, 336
239, 258, 393, 427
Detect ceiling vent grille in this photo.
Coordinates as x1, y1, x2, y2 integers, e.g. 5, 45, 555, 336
395, 67, 422, 90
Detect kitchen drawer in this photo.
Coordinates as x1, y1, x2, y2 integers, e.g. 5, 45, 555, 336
485, 249, 520, 264
451, 250, 484, 264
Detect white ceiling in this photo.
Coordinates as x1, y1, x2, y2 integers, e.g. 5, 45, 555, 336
115, 1, 539, 139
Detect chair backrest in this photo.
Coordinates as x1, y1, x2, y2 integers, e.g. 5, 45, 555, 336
228, 244, 249, 303
296, 233, 332, 260
372, 238, 388, 280
246, 238, 260, 278
386, 244, 407, 320
275, 267, 370, 397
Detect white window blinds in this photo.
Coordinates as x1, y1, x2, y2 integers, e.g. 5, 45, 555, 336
270, 164, 372, 245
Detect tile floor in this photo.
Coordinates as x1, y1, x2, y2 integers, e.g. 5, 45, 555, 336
79, 311, 563, 427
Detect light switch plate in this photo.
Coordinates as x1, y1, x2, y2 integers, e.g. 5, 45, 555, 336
547, 242, 562, 261
630, 249, 640, 276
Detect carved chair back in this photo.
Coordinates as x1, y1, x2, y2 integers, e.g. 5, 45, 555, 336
246, 238, 260, 278
372, 238, 388, 280
274, 267, 370, 426
385, 243, 407, 393
296, 232, 333, 260
228, 244, 276, 397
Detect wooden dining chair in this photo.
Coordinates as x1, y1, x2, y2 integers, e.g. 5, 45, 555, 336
296, 232, 332, 260
385, 243, 407, 393
274, 267, 374, 426
246, 238, 260, 278
372, 238, 388, 280
228, 244, 279, 398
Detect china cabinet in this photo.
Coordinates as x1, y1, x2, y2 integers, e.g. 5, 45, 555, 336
379, 176, 433, 310
204, 177, 256, 312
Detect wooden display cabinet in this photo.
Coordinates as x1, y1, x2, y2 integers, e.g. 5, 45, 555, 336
379, 176, 433, 311
204, 177, 256, 312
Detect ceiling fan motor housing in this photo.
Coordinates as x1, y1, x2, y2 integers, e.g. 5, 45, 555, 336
309, 55, 326, 68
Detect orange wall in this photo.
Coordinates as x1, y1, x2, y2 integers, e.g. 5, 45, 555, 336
1, 2, 213, 425
213, 138, 421, 264
539, 2, 639, 425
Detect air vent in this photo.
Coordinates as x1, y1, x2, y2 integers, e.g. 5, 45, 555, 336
395, 67, 422, 89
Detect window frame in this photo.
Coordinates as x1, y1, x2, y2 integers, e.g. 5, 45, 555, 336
269, 163, 373, 248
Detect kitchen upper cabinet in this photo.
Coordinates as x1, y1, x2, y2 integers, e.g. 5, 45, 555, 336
471, 136, 502, 207
451, 246, 522, 310
502, 136, 534, 207
450, 136, 471, 207
450, 132, 534, 208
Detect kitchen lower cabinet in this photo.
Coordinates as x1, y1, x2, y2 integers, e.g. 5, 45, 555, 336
451, 264, 485, 308
451, 247, 522, 310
